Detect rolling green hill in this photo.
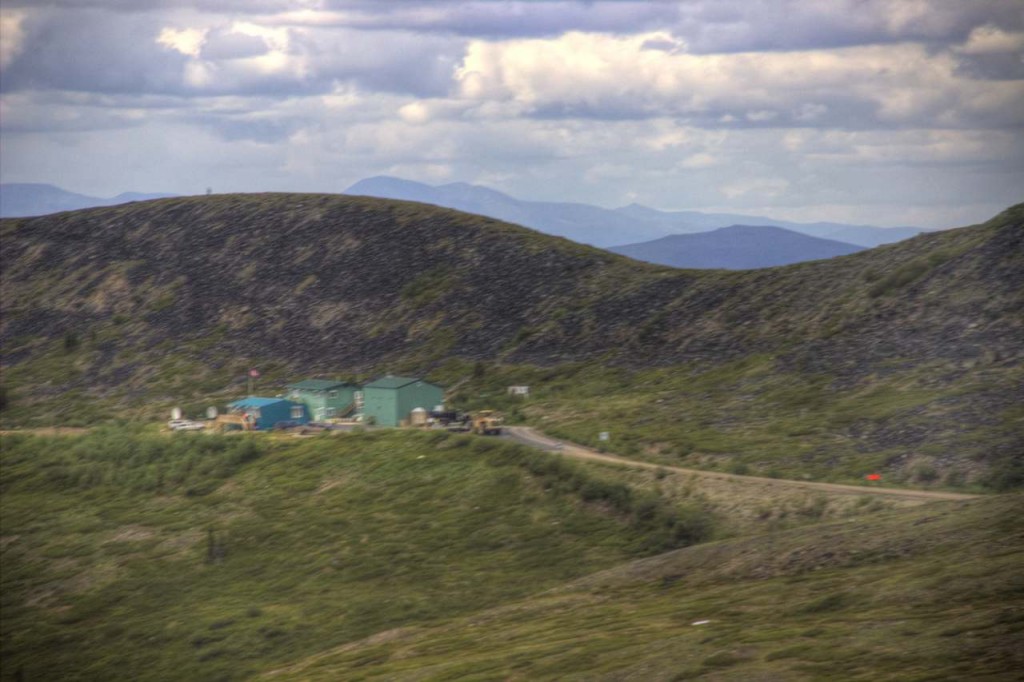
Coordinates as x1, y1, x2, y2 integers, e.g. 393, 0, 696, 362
2, 428, 1019, 680
279, 492, 1024, 681
0, 428, 712, 680
1, 196, 1021, 486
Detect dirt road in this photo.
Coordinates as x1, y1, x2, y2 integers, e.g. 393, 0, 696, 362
502, 426, 979, 502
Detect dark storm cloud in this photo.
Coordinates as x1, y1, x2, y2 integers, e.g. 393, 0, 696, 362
1, 10, 188, 95
527, 89, 886, 131
667, 0, 1024, 54
200, 28, 270, 60
954, 53, 1024, 81
1, 9, 464, 99
286, 0, 1024, 54
186, 113, 301, 143
318, 1, 680, 38
297, 28, 464, 97
1, 0, 299, 12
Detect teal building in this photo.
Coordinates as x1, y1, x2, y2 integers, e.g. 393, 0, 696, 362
362, 376, 444, 427
228, 397, 308, 430
286, 379, 358, 421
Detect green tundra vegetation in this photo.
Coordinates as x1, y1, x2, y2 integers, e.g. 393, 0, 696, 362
2, 428, 1020, 680
1, 428, 714, 681
434, 355, 1024, 491
279, 493, 1024, 681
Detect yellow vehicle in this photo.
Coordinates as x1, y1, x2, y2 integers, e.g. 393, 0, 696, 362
211, 413, 255, 432
470, 410, 503, 436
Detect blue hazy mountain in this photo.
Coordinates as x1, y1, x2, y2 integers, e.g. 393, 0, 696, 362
609, 225, 866, 270
346, 176, 669, 248
0, 183, 177, 218
614, 203, 925, 248
345, 176, 927, 248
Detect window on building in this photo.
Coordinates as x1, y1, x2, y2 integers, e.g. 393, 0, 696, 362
328, 390, 337, 398
325, 407, 336, 418
291, 406, 304, 419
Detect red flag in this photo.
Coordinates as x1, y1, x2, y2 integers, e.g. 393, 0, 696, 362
249, 368, 260, 378
866, 473, 882, 481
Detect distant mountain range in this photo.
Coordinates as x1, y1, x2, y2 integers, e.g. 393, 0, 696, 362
0, 183, 177, 218
345, 176, 669, 248
610, 225, 866, 270
345, 176, 929, 249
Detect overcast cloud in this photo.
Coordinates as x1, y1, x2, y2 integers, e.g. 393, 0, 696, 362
1, 0, 1022, 227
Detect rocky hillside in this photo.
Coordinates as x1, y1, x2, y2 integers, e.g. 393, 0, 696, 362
1, 195, 1021, 481
2, 194, 1019, 371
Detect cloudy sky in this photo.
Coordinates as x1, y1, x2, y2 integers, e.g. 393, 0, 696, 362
1, 1, 1022, 228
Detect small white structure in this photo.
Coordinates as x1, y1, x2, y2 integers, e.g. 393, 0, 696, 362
507, 385, 530, 397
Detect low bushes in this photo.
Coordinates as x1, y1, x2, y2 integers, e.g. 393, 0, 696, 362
480, 441, 714, 553
0, 427, 266, 496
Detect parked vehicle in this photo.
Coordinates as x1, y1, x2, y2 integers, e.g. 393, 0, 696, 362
430, 409, 471, 431
470, 410, 503, 436
297, 422, 332, 434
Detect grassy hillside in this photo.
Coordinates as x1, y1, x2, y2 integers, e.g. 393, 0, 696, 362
1, 196, 1021, 486
0, 428, 716, 681
258, 493, 1024, 681
3, 428, 998, 681
439, 356, 1023, 490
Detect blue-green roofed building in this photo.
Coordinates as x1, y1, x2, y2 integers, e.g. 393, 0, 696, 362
286, 379, 358, 421
362, 376, 444, 427
228, 397, 308, 430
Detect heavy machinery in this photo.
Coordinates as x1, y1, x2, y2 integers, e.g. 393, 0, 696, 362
469, 410, 503, 436
211, 413, 255, 432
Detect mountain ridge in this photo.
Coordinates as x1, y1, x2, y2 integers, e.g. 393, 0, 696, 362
0, 183, 177, 218
345, 175, 929, 248
610, 224, 866, 269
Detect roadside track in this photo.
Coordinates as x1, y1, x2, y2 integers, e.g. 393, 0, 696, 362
501, 426, 980, 502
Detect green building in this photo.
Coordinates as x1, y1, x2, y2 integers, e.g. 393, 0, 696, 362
286, 379, 359, 421
362, 376, 444, 427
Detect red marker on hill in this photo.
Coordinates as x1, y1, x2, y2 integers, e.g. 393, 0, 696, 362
866, 473, 882, 482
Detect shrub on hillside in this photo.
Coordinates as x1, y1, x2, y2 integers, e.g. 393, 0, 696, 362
0, 427, 266, 495
480, 444, 714, 553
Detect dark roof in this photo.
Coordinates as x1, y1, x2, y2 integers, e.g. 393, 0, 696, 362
286, 379, 354, 391
363, 376, 440, 390
229, 397, 291, 408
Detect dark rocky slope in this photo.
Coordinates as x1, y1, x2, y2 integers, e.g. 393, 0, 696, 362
2, 194, 1020, 376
